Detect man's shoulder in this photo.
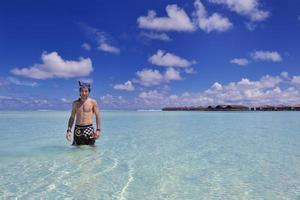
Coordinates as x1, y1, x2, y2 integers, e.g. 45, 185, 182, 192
88, 98, 97, 104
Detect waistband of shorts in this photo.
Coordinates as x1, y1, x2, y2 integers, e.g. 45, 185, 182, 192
75, 124, 93, 128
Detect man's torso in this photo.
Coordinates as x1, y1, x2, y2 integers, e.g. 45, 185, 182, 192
74, 98, 95, 125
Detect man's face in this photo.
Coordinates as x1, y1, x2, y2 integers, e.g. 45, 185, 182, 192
80, 87, 89, 99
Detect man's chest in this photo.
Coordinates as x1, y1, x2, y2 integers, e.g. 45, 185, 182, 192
76, 102, 93, 113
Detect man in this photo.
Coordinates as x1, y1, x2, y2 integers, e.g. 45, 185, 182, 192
66, 81, 101, 145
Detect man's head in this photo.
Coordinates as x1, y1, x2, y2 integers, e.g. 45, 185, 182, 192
79, 81, 91, 100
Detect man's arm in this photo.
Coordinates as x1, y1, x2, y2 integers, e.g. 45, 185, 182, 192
68, 102, 77, 130
66, 102, 76, 141
93, 100, 101, 139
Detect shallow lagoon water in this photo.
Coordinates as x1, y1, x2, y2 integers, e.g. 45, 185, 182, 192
0, 111, 300, 199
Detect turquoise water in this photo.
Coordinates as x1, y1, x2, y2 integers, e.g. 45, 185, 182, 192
0, 111, 300, 199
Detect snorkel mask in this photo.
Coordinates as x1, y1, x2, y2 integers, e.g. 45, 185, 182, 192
78, 81, 91, 92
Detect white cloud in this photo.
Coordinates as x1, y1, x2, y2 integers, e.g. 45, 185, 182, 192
8, 77, 38, 87
280, 72, 289, 79
251, 50, 282, 62
0, 77, 38, 87
61, 98, 68, 102
99, 94, 129, 109
169, 94, 178, 100
79, 23, 120, 54
0, 96, 15, 100
211, 82, 223, 90
138, 90, 165, 100
291, 76, 300, 84
136, 69, 164, 86
100, 94, 114, 104
137, 4, 195, 32
113, 81, 135, 91
208, 0, 270, 22
130, 54, 194, 88
145, 73, 300, 107
98, 43, 120, 54
164, 68, 182, 81
257, 75, 282, 88
184, 67, 197, 74
194, 0, 233, 33
11, 52, 93, 79
245, 22, 257, 31
203, 74, 288, 105
230, 58, 250, 66
140, 32, 172, 42
81, 43, 91, 51
0, 96, 73, 110
105, 72, 300, 109
182, 92, 190, 97
149, 50, 192, 68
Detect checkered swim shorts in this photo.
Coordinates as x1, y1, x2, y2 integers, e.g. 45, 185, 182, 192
73, 124, 95, 145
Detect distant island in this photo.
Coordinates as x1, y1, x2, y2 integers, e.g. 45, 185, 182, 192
162, 104, 300, 111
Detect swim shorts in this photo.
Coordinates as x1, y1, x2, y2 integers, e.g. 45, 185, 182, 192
72, 124, 95, 145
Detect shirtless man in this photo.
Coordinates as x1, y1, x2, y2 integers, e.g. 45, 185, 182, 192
66, 82, 101, 145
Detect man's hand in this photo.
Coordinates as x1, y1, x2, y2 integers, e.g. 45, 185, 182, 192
66, 130, 71, 141
94, 130, 101, 140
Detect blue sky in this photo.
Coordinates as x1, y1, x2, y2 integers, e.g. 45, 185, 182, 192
1, 0, 300, 110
